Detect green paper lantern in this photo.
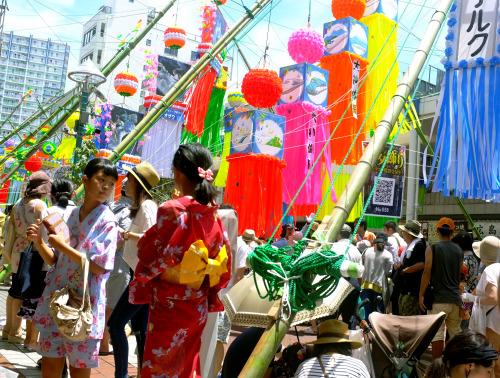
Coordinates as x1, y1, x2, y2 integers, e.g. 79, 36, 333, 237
16, 147, 29, 160
42, 142, 57, 156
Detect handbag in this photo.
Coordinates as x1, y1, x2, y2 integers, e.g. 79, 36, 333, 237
49, 254, 93, 341
10, 200, 46, 300
423, 245, 434, 310
470, 296, 486, 334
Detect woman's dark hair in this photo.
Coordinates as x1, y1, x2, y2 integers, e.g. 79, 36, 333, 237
51, 178, 74, 208
83, 158, 118, 180
129, 174, 152, 219
313, 342, 353, 357
172, 143, 216, 206
355, 218, 368, 230
4, 204, 13, 216
424, 330, 497, 377
451, 231, 474, 252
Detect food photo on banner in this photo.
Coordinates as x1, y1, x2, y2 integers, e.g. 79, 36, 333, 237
156, 56, 191, 96
102, 106, 144, 155
362, 142, 405, 218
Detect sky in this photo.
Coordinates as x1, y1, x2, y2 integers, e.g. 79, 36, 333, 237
3, 0, 446, 93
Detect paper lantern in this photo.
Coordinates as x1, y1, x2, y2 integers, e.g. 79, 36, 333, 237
17, 147, 29, 160
24, 155, 42, 172
331, 0, 366, 20
114, 72, 139, 97
4, 139, 15, 148
241, 69, 283, 109
227, 92, 247, 108
23, 135, 36, 146
42, 142, 57, 156
40, 125, 51, 135
288, 28, 324, 64
164, 26, 186, 49
197, 42, 212, 57
144, 94, 163, 109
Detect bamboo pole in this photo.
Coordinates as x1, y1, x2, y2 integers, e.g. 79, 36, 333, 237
0, 0, 178, 187
412, 118, 483, 239
75, 0, 275, 198
238, 1, 453, 376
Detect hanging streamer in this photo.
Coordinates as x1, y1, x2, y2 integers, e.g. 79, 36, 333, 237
275, 101, 336, 205
213, 132, 231, 187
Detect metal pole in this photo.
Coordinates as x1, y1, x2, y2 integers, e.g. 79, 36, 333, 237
324, 0, 453, 244
239, 1, 453, 376
75, 0, 275, 198
406, 129, 417, 221
74, 80, 89, 163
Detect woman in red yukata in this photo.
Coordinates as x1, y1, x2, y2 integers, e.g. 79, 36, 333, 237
129, 142, 231, 378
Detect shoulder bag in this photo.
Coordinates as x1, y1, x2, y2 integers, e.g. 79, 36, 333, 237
423, 245, 434, 310
11, 200, 46, 300
49, 253, 93, 341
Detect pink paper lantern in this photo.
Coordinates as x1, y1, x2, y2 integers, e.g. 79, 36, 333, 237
288, 28, 324, 64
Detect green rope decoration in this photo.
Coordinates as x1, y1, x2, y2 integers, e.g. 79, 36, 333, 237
248, 241, 345, 313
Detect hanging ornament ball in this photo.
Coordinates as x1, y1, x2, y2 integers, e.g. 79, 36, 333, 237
331, 0, 366, 20
197, 42, 212, 58
24, 155, 42, 172
17, 147, 29, 160
144, 94, 163, 109
114, 72, 139, 97
288, 28, 324, 64
23, 135, 37, 146
4, 139, 15, 148
227, 92, 248, 108
164, 27, 187, 49
40, 125, 51, 135
214, 0, 227, 5
42, 142, 57, 156
241, 69, 283, 108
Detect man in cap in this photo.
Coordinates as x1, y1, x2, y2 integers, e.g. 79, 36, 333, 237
419, 217, 463, 360
395, 220, 426, 316
360, 232, 394, 320
272, 223, 294, 249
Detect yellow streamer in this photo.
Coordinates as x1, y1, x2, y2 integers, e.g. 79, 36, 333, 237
214, 131, 231, 187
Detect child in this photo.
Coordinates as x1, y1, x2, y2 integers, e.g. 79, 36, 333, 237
129, 143, 231, 378
27, 158, 119, 378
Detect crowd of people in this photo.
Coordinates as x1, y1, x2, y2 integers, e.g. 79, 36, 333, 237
0, 142, 499, 377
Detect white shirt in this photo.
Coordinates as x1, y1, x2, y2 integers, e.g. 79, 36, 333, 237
123, 199, 157, 271
335, 239, 362, 264
386, 232, 407, 262
400, 238, 420, 261
220, 236, 252, 298
294, 354, 370, 378
476, 263, 500, 334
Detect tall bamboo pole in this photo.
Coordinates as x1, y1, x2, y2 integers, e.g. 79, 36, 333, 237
74, 0, 276, 198
0, 0, 179, 187
238, 1, 454, 376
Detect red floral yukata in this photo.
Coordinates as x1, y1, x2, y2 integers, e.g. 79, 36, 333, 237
129, 196, 231, 378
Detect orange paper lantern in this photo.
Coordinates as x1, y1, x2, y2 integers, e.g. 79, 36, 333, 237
241, 69, 283, 109
331, 0, 366, 20
164, 27, 186, 49
114, 72, 139, 97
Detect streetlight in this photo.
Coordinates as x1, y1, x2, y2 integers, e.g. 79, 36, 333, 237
68, 59, 106, 163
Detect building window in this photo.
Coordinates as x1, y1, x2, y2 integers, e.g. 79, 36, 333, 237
100, 23, 106, 37
81, 53, 93, 64
82, 26, 96, 46
146, 39, 151, 46
97, 50, 102, 65
191, 51, 198, 61
140, 90, 145, 97
164, 47, 178, 57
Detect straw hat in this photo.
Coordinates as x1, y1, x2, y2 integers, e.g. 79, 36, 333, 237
307, 319, 363, 349
125, 162, 160, 197
242, 229, 258, 243
399, 220, 423, 238
476, 236, 500, 262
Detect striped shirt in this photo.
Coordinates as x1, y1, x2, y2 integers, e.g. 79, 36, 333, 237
294, 354, 370, 378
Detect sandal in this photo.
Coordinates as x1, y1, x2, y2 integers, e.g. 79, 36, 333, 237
2, 326, 10, 340
8, 331, 25, 344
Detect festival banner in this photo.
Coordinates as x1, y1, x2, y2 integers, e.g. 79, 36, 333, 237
362, 142, 405, 218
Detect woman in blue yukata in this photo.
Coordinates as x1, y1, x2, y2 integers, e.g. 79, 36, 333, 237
27, 158, 120, 378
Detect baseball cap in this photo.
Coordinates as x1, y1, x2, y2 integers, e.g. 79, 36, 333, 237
341, 224, 352, 234
283, 223, 294, 229
437, 217, 455, 230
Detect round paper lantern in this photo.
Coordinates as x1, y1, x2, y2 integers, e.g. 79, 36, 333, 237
228, 92, 247, 108
4, 139, 15, 148
24, 155, 42, 172
331, 0, 366, 20
40, 125, 51, 135
114, 72, 139, 97
164, 26, 186, 49
23, 135, 36, 146
144, 94, 163, 109
241, 69, 283, 108
288, 28, 324, 64
42, 142, 57, 156
197, 42, 212, 57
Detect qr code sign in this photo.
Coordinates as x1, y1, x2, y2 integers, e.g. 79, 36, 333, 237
373, 177, 396, 206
